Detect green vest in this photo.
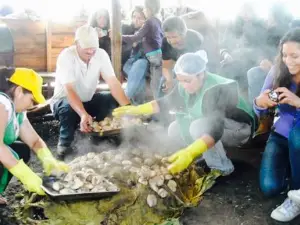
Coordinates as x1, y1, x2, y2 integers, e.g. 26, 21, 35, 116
0, 93, 25, 145
0, 93, 23, 193
176, 72, 254, 145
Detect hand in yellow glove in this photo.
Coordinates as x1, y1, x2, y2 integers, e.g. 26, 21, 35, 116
9, 160, 45, 195
113, 102, 154, 117
168, 139, 208, 174
37, 148, 69, 176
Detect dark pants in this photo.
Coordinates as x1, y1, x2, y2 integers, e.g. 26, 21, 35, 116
146, 53, 162, 99
53, 92, 117, 147
260, 121, 300, 197
0, 142, 31, 192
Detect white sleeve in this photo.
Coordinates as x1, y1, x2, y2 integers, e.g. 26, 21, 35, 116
0, 95, 12, 121
98, 50, 116, 80
56, 50, 76, 85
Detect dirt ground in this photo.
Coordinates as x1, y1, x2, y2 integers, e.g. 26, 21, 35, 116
0, 120, 300, 225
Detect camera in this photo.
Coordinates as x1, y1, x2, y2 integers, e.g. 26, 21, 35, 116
268, 90, 279, 102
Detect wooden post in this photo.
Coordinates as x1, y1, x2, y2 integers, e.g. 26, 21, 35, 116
111, 0, 122, 81
129, 0, 133, 12
46, 20, 52, 72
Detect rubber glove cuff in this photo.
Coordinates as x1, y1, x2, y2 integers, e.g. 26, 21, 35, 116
36, 147, 53, 161
37, 148, 69, 176
136, 102, 154, 115
113, 102, 154, 117
167, 139, 208, 174
9, 160, 33, 180
186, 139, 208, 159
8, 160, 45, 195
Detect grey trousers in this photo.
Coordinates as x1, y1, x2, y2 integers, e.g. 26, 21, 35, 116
247, 66, 268, 105
168, 118, 251, 173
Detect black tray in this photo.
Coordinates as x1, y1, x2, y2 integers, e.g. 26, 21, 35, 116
89, 122, 149, 137
89, 128, 122, 137
41, 177, 120, 202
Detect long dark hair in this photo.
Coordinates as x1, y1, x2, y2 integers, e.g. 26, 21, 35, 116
0, 67, 16, 97
88, 8, 110, 30
274, 28, 300, 96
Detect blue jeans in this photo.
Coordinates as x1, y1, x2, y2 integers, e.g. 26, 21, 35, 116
53, 92, 117, 147
146, 52, 162, 99
123, 57, 148, 105
260, 121, 300, 197
247, 66, 268, 105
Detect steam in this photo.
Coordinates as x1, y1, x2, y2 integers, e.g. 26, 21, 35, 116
62, 119, 180, 164
64, 131, 116, 162
59, 1, 293, 164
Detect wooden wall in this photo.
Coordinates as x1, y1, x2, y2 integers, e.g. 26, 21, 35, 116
1, 18, 86, 72
1, 19, 47, 71
47, 20, 86, 71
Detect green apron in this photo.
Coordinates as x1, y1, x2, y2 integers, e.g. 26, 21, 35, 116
176, 72, 254, 145
0, 93, 24, 193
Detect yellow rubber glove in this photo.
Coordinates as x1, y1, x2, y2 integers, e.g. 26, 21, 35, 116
168, 139, 208, 174
112, 102, 154, 117
9, 160, 45, 195
37, 148, 69, 176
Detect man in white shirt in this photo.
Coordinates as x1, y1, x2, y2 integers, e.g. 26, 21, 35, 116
51, 25, 130, 157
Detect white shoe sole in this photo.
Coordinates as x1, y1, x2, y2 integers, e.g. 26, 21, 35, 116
270, 211, 300, 222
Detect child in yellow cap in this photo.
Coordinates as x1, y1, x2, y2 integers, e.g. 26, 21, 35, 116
0, 67, 69, 204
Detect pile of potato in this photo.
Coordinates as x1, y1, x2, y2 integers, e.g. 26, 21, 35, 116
91, 117, 143, 132
64, 149, 178, 207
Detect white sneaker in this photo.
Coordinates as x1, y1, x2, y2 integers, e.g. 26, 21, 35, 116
271, 198, 300, 222
288, 190, 300, 205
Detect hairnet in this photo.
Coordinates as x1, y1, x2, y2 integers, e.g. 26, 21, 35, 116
174, 50, 208, 76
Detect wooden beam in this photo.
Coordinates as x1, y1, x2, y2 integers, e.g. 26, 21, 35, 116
111, 0, 122, 81
46, 20, 52, 72
129, 0, 133, 12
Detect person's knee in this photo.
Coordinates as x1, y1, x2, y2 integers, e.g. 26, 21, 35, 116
260, 178, 283, 197
189, 119, 209, 140
247, 67, 267, 84
247, 66, 262, 76
54, 99, 76, 119
136, 58, 148, 67
259, 163, 285, 197
168, 121, 181, 139
54, 100, 79, 136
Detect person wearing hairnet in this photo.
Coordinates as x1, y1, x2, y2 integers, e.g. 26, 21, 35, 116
113, 50, 254, 175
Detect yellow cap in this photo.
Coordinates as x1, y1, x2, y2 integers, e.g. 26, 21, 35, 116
9, 68, 46, 104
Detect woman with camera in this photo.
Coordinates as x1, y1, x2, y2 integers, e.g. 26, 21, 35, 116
254, 28, 300, 222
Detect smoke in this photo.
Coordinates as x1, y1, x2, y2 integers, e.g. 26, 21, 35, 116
61, 2, 294, 165
119, 119, 180, 156
218, 1, 293, 92
62, 118, 181, 164
64, 131, 117, 162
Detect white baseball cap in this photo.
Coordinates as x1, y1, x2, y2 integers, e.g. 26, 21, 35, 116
75, 25, 99, 49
